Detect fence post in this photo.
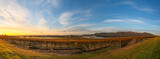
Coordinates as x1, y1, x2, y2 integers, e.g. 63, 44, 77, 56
74, 42, 78, 49
46, 42, 49, 49
120, 40, 122, 47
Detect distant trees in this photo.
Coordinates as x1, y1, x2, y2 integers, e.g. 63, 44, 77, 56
94, 31, 154, 37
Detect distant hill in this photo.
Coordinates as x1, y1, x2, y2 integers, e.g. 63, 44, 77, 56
93, 31, 154, 37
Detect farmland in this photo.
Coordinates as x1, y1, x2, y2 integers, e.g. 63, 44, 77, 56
0, 0, 159, 59
0, 36, 158, 59
0, 36, 154, 54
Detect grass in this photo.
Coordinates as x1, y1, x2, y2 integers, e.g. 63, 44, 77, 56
91, 37, 160, 59
0, 39, 54, 59
53, 44, 119, 59
0, 39, 119, 59
0, 37, 160, 59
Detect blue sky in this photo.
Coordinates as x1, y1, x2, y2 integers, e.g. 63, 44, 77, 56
0, 0, 160, 35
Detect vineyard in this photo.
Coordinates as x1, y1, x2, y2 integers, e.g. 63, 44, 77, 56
0, 36, 154, 54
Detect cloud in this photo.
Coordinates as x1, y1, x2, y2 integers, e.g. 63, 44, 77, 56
123, 1, 154, 13
0, 0, 51, 35
79, 9, 92, 21
151, 25, 160, 29
62, 24, 94, 32
0, 0, 31, 27
89, 27, 121, 33
35, 0, 44, 5
128, 19, 145, 24
57, 25, 160, 35
104, 19, 123, 22
103, 18, 145, 24
59, 10, 92, 26
38, 18, 47, 25
123, 1, 135, 5
47, 0, 59, 7
79, 19, 88, 21
37, 18, 49, 31
59, 12, 73, 26
59, 24, 145, 35
50, 24, 95, 35
84, 9, 92, 17
0, 0, 94, 35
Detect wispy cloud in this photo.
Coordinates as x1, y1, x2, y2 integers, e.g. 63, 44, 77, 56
104, 19, 123, 22
0, 0, 51, 35
0, 0, 31, 27
152, 25, 160, 28
103, 18, 145, 24
0, 0, 93, 35
50, 24, 95, 35
58, 9, 92, 26
62, 24, 94, 32
128, 19, 145, 24
0, 0, 158, 35
38, 18, 47, 25
59, 12, 73, 26
123, 1, 154, 13
79, 19, 88, 21
89, 27, 121, 33
84, 9, 92, 17
47, 0, 59, 7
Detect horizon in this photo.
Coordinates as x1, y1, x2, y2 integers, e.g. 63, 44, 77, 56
0, 31, 155, 36
0, 0, 160, 35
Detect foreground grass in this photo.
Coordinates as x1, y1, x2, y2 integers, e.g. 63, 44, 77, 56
0, 39, 56, 59
1, 37, 160, 59
91, 37, 160, 59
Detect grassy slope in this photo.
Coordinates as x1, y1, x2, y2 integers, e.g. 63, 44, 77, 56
0, 37, 160, 59
0, 39, 57, 59
91, 37, 160, 59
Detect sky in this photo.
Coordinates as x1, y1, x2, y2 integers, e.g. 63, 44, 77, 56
0, 0, 160, 35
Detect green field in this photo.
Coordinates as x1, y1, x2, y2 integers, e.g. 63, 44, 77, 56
0, 37, 160, 59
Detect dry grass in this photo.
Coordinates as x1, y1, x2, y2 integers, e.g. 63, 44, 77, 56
0, 39, 54, 59
91, 37, 160, 59
0, 38, 119, 59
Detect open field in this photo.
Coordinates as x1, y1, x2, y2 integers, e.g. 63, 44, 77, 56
0, 36, 159, 59
0, 39, 119, 59
0, 36, 153, 54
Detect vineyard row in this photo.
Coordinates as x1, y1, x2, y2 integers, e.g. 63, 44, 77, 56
0, 36, 155, 52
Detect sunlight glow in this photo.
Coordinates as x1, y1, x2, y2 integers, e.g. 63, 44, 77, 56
0, 32, 2, 35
